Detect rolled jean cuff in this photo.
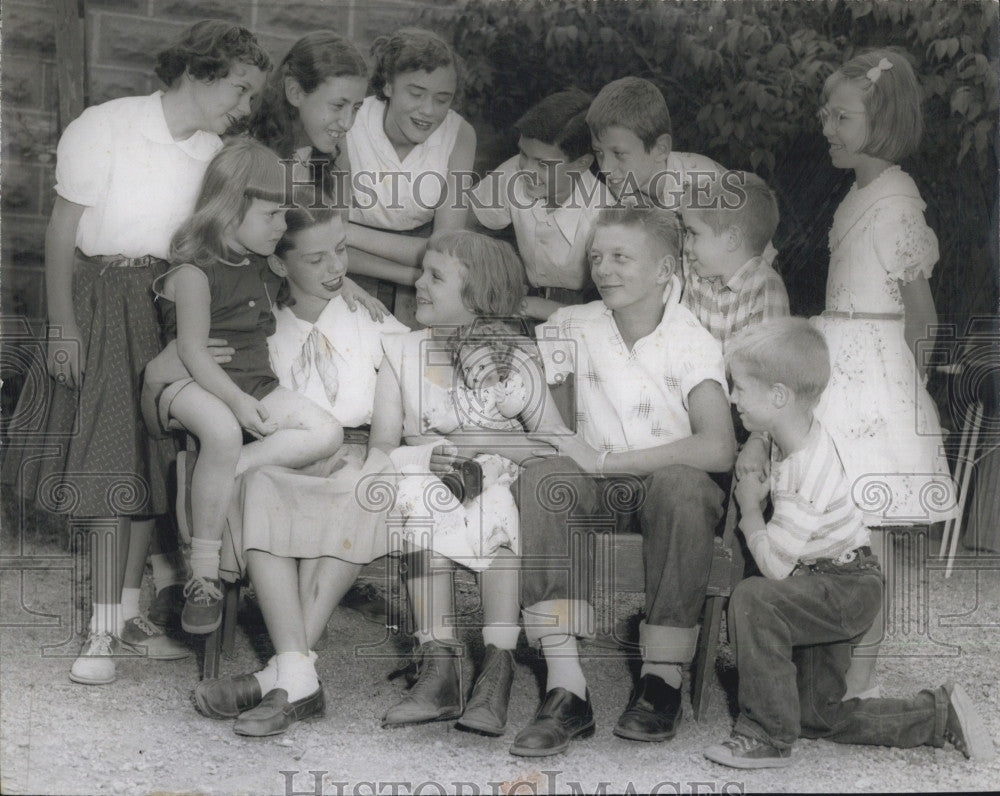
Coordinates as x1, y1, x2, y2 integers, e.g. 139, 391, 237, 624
522, 599, 595, 646
638, 621, 700, 664
734, 713, 792, 752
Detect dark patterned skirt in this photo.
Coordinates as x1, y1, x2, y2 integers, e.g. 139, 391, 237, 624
2, 250, 176, 519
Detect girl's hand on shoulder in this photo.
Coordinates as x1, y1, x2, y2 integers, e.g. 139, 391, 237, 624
341, 277, 389, 321
232, 393, 278, 439
46, 322, 86, 390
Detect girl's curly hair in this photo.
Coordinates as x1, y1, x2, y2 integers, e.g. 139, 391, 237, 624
155, 19, 271, 87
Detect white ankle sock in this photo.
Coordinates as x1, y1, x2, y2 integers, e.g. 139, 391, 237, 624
150, 553, 186, 592
483, 624, 520, 650
89, 603, 122, 636
252, 656, 278, 693
189, 538, 222, 580
275, 652, 319, 702
641, 661, 682, 689
540, 634, 587, 700
120, 588, 141, 622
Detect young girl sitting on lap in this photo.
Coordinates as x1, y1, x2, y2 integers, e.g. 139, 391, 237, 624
152, 140, 343, 635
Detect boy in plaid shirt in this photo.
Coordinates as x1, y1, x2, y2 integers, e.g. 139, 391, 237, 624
680, 171, 789, 351
704, 318, 994, 768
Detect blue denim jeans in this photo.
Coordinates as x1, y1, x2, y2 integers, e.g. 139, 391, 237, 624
730, 556, 948, 751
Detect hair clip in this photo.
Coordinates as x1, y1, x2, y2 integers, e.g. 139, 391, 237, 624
866, 57, 894, 83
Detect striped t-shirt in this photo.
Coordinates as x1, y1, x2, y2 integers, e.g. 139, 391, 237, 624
743, 418, 870, 580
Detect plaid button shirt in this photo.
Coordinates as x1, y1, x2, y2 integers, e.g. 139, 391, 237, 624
681, 256, 790, 351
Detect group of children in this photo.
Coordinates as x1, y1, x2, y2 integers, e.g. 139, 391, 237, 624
2, 14, 992, 766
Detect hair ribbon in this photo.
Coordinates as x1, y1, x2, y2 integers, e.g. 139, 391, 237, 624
866, 57, 893, 83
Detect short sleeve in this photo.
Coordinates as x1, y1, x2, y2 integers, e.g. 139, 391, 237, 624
54, 105, 114, 207
380, 330, 410, 384
534, 308, 576, 386
471, 164, 514, 230
677, 323, 728, 408
872, 204, 939, 283
371, 314, 410, 369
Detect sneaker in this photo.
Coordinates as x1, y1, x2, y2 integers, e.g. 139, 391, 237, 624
147, 583, 185, 629
181, 576, 223, 634
943, 682, 996, 760
69, 632, 118, 685
119, 616, 191, 660
704, 732, 793, 769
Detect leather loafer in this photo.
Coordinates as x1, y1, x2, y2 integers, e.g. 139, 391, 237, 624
233, 686, 325, 736
509, 687, 595, 757
613, 674, 682, 742
193, 673, 263, 719
457, 645, 515, 736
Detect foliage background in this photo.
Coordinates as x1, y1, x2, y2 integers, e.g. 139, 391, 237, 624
425, 0, 999, 328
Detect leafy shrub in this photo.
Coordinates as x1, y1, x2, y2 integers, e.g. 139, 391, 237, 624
425, 0, 998, 323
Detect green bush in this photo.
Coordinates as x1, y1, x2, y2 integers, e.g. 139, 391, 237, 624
425, 0, 998, 324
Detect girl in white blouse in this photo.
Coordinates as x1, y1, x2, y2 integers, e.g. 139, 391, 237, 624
2, 21, 271, 687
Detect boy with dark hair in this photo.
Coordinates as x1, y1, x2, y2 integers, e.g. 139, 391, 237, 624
704, 317, 995, 768
472, 88, 610, 320
681, 171, 789, 349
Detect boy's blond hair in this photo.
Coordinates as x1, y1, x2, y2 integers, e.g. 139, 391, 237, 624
686, 171, 779, 257
589, 205, 683, 262
725, 317, 830, 404
586, 76, 671, 150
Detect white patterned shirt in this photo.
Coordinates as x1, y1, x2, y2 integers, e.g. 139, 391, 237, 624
536, 287, 727, 452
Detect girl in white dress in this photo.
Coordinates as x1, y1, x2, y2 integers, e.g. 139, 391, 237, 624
791, 49, 956, 699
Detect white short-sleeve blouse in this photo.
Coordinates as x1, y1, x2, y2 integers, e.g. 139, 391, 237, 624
55, 92, 222, 259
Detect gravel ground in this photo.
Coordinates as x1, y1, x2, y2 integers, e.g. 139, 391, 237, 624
1, 529, 998, 795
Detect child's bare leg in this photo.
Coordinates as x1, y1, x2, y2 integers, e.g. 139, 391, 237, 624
299, 557, 364, 649
383, 547, 462, 727
844, 527, 886, 700
243, 551, 319, 723
459, 547, 520, 734
481, 547, 520, 649
235, 387, 343, 476
168, 385, 242, 576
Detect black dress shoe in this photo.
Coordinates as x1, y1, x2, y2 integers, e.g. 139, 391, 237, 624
382, 641, 464, 727
613, 674, 682, 742
509, 687, 595, 757
457, 645, 515, 736
233, 686, 325, 736
193, 673, 263, 719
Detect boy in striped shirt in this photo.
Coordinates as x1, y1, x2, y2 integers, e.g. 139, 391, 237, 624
705, 317, 994, 769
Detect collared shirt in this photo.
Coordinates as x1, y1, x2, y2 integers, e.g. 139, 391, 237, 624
682, 256, 790, 350
472, 155, 611, 290
536, 283, 728, 452
268, 296, 408, 427
55, 92, 222, 259
346, 95, 464, 231
744, 419, 871, 581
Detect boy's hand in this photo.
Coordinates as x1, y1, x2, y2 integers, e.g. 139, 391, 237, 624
232, 394, 278, 439
736, 435, 770, 480
735, 471, 770, 509
527, 430, 596, 472
341, 277, 389, 321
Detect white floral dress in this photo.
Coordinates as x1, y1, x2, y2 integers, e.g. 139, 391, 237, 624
382, 330, 523, 571
812, 166, 957, 526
